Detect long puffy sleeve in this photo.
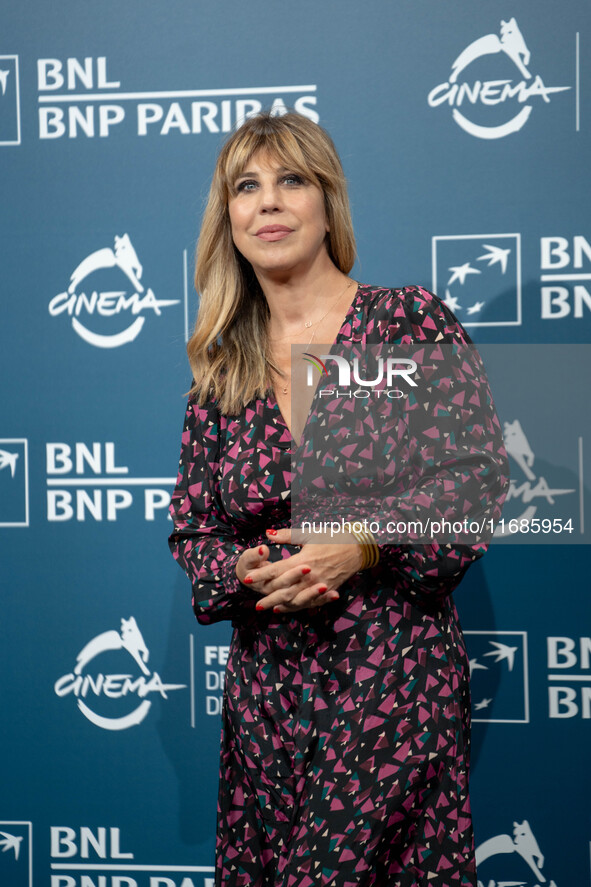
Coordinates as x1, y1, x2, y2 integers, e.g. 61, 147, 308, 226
292, 285, 510, 605
168, 398, 256, 624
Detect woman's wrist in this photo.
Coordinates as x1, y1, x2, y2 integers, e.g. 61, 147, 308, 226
343, 523, 380, 570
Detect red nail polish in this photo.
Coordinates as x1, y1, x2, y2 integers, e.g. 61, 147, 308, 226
255, 603, 265, 611
301, 567, 311, 575
273, 606, 282, 613
329, 592, 339, 601
259, 547, 264, 555
317, 585, 327, 594
266, 529, 277, 536
244, 576, 253, 584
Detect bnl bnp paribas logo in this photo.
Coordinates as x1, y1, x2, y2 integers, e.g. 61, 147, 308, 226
0, 55, 21, 145
0, 822, 32, 887
428, 18, 570, 138
46, 440, 175, 522
55, 617, 186, 729
432, 234, 521, 327
48, 234, 179, 347
433, 234, 591, 326
0, 439, 29, 527
465, 631, 529, 723
35, 56, 318, 139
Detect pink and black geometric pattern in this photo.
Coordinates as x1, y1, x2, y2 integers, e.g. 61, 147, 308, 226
169, 285, 509, 886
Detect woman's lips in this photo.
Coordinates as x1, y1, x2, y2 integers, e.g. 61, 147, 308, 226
255, 226, 293, 242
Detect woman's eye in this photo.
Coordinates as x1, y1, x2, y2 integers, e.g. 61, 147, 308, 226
282, 174, 304, 186
236, 180, 257, 193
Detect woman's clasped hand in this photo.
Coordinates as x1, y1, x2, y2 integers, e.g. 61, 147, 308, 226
235, 527, 364, 613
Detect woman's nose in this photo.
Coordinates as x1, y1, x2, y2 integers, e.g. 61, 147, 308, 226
258, 182, 283, 212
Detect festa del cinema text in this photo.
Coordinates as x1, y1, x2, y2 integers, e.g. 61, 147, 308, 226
36, 57, 318, 138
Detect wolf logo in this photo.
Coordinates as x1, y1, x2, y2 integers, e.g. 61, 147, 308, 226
75, 616, 150, 676
68, 234, 144, 295
503, 419, 536, 482
497, 418, 575, 537
450, 18, 531, 83
476, 819, 557, 885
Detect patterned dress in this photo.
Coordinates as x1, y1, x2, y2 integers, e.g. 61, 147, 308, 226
169, 285, 509, 887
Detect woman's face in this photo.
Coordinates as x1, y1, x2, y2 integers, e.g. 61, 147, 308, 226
227, 150, 330, 279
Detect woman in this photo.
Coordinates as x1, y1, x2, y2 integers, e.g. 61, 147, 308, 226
169, 111, 508, 886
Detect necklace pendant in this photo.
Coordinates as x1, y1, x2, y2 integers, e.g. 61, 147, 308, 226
304, 320, 312, 328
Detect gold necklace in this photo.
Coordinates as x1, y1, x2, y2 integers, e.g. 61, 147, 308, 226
269, 278, 355, 344
273, 278, 356, 395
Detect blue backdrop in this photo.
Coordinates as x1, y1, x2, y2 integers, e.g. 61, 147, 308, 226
1, 2, 589, 885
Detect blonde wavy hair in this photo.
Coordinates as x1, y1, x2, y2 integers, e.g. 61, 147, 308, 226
187, 111, 356, 414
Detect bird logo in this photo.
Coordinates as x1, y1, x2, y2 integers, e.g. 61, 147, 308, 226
473, 698, 492, 711
0, 831, 23, 860
478, 243, 511, 274
0, 449, 19, 478
484, 641, 519, 672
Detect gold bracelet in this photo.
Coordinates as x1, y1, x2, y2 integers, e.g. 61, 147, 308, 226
343, 522, 380, 570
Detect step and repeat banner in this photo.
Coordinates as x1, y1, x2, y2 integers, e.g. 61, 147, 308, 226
1, 2, 589, 885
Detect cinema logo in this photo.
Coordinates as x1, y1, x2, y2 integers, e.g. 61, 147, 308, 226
54, 618, 186, 730
428, 18, 570, 139
48, 234, 178, 348
37, 56, 318, 139
495, 419, 575, 537
46, 442, 175, 522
